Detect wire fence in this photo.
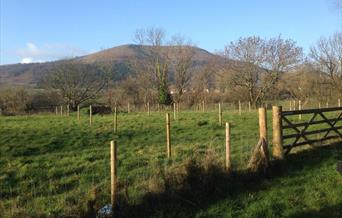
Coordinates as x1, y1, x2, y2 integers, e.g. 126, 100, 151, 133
1, 101, 341, 217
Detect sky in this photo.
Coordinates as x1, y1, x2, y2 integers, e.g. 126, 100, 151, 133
0, 0, 341, 65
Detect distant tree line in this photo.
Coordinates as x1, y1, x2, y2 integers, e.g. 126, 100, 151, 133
0, 30, 341, 115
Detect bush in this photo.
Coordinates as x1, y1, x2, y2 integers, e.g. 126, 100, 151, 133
0, 87, 31, 115
158, 86, 173, 105
28, 91, 63, 112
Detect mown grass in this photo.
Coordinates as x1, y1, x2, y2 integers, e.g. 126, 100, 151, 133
0, 109, 341, 217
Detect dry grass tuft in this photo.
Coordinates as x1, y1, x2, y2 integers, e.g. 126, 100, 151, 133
146, 148, 226, 198
247, 138, 269, 173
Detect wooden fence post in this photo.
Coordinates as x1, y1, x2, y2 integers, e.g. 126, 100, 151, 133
272, 106, 284, 159
127, 102, 130, 113
113, 106, 117, 133
110, 140, 117, 208
202, 100, 205, 112
89, 105, 92, 125
166, 113, 171, 158
77, 105, 80, 121
147, 102, 150, 116
298, 100, 302, 120
289, 101, 292, 111
248, 101, 251, 112
60, 105, 63, 116
238, 100, 242, 115
67, 104, 70, 117
225, 122, 231, 171
173, 103, 176, 120
55, 106, 58, 116
293, 100, 296, 110
258, 107, 267, 141
326, 101, 329, 108
219, 103, 222, 127
339, 99, 341, 107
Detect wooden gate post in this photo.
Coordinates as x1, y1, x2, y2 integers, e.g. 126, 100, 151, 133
166, 113, 171, 158
272, 106, 284, 159
89, 105, 92, 125
225, 122, 231, 171
110, 140, 117, 208
219, 103, 222, 127
258, 107, 267, 141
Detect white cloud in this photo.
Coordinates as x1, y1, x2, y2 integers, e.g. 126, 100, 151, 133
20, 57, 45, 64
15, 42, 87, 63
21, 57, 33, 64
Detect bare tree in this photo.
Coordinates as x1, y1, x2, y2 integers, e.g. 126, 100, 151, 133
190, 56, 219, 104
223, 36, 266, 107
223, 36, 302, 107
134, 27, 172, 105
310, 32, 342, 96
277, 63, 322, 103
127, 56, 155, 105
169, 35, 196, 102
42, 61, 110, 109
261, 36, 303, 100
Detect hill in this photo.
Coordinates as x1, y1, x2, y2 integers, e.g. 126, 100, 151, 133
0, 44, 221, 86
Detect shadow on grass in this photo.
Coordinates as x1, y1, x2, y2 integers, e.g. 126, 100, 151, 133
94, 141, 341, 218
287, 202, 342, 218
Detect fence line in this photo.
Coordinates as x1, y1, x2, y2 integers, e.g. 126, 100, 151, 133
6, 103, 342, 216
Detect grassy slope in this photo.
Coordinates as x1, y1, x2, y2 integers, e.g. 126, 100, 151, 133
0, 110, 341, 217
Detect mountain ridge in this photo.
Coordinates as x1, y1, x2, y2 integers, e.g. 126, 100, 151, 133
0, 44, 220, 86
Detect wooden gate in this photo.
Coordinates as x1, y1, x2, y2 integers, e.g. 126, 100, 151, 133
272, 106, 342, 158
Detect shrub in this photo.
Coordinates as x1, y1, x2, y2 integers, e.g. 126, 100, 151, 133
0, 87, 31, 115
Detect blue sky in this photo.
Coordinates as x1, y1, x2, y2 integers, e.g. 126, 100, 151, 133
0, 0, 341, 65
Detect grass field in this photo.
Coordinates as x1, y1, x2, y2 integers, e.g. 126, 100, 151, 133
0, 109, 341, 217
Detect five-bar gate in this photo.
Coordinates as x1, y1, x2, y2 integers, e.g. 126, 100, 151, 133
272, 106, 342, 158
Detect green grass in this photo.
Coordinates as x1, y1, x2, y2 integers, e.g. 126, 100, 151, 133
0, 109, 341, 217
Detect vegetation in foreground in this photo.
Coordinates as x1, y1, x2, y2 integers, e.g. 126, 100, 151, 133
0, 110, 341, 217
